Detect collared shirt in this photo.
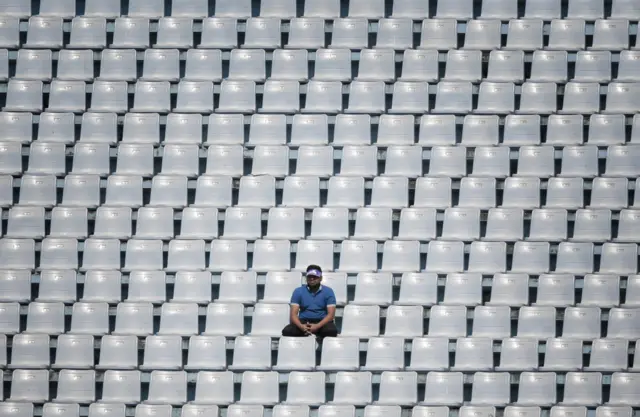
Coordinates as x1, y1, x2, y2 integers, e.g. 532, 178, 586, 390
290, 285, 337, 321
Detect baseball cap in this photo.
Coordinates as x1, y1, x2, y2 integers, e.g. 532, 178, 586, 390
306, 265, 323, 278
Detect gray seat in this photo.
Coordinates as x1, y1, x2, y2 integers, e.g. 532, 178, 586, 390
592, 19, 628, 50
547, 19, 585, 50
617, 51, 640, 82
229, 49, 266, 81
445, 50, 482, 82
131, 81, 171, 113
260, 80, 300, 113
200, 18, 238, 49
313, 49, 351, 82
569, 0, 604, 19
141, 49, 180, 82
84, 0, 120, 17
331, 18, 368, 49
172, 0, 207, 17
155, 18, 193, 49
420, 19, 457, 50
287, 18, 324, 49
389, 82, 430, 114
184, 49, 222, 82
15, 49, 52, 81
560, 82, 600, 114
4, 80, 43, 112
244, 17, 281, 49
270, 49, 308, 81
68, 17, 107, 49
111, 17, 149, 48
481, 0, 517, 18
433, 82, 473, 114
261, 0, 296, 18
217, 80, 256, 113
128, 0, 162, 18
90, 81, 128, 113
57, 50, 95, 81
376, 18, 413, 49
48, 80, 86, 113
463, 20, 501, 50
25, 16, 63, 49
357, 49, 395, 82
518, 82, 557, 114
98, 49, 137, 82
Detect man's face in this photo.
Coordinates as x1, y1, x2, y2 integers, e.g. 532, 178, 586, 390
306, 274, 322, 290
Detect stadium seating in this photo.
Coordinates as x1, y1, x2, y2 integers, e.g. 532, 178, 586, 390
0, 0, 640, 416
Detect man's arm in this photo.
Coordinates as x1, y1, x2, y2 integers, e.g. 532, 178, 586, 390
289, 304, 307, 331
310, 290, 337, 332
289, 289, 307, 332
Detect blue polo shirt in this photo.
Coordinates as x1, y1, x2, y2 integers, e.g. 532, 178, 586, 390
290, 285, 337, 321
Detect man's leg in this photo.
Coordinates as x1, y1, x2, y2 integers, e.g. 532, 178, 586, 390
315, 321, 339, 341
282, 323, 307, 337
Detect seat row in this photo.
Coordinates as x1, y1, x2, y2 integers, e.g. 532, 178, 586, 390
4, 205, 640, 242
4, 15, 640, 50
9, 79, 640, 117
8, 143, 640, 179
3, 269, 638, 308
4, 174, 640, 210
6, 333, 640, 372
6, 79, 640, 115
9, 0, 640, 20
3, 368, 640, 407
5, 0, 639, 20
9, 49, 640, 85
1, 404, 636, 417
7, 113, 640, 147
2, 301, 640, 338
1, 236, 640, 274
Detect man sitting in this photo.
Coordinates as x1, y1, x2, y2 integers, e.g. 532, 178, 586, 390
281, 264, 338, 341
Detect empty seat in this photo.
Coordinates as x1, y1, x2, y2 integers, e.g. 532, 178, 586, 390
37, 269, 77, 303
518, 82, 557, 114
217, 80, 256, 113
206, 145, 243, 177
244, 17, 281, 49
488, 274, 530, 307
303, 81, 342, 113
266, 208, 305, 240
562, 372, 602, 406
376, 18, 412, 49
249, 303, 292, 336
260, 80, 300, 113
423, 372, 464, 406
113, 302, 154, 336
433, 82, 473, 114
452, 337, 493, 371
9, 369, 49, 402
561, 82, 600, 114
331, 371, 372, 406
10, 333, 50, 368
164, 113, 203, 144
111, 17, 149, 48
314, 49, 351, 82
556, 243, 594, 274
518, 306, 556, 339
600, 243, 638, 275
148, 175, 188, 208
317, 337, 359, 371
617, 51, 640, 82
548, 19, 585, 50
541, 338, 583, 371
24, 17, 62, 48
516, 372, 556, 405
287, 18, 324, 49
270, 49, 309, 81
285, 372, 326, 406
445, 50, 482, 82
238, 371, 280, 405
464, 20, 501, 50
90, 81, 128, 113
332, 18, 368, 49
208, 240, 248, 272
357, 49, 395, 82
184, 49, 222, 82
147, 370, 187, 405
161, 144, 200, 177
155, 18, 193, 48
327, 176, 364, 208
252, 239, 291, 271
574, 51, 611, 82
470, 372, 510, 406
281, 176, 320, 208
4, 80, 43, 112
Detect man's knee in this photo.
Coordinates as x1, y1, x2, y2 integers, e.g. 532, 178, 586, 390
322, 324, 339, 337
282, 324, 300, 337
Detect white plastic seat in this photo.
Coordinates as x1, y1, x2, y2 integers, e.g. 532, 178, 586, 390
334, 114, 371, 146
338, 240, 378, 272
516, 372, 556, 405
463, 20, 501, 50
605, 374, 639, 406
518, 306, 556, 339
442, 208, 480, 240
10, 333, 50, 368
313, 49, 351, 82
228, 335, 271, 370
547, 19, 586, 50
472, 305, 511, 339
80, 113, 117, 144
458, 177, 496, 209
146, 370, 187, 405
37, 269, 77, 303
24, 17, 62, 49
282, 176, 320, 208
530, 51, 568, 83
208, 240, 248, 272
250, 303, 289, 336
9, 369, 49, 402
354, 208, 392, 240
357, 49, 395, 82
317, 337, 359, 371
470, 372, 511, 406
295, 240, 334, 272
385, 146, 422, 178
238, 371, 280, 405
0, 270, 31, 303
426, 241, 464, 273
252, 145, 289, 177
617, 51, 640, 82
252, 239, 291, 272
4, 80, 43, 112
126, 271, 166, 303
518, 82, 557, 114
588, 113, 625, 144
200, 18, 237, 49
90, 80, 128, 113
418, 115, 456, 146
341, 304, 380, 337
560, 82, 600, 114
433, 81, 473, 114
452, 338, 493, 371
428, 305, 467, 338
541, 338, 583, 371
600, 243, 638, 275
155, 18, 193, 48
616, 210, 640, 243
203, 303, 244, 336
488, 274, 530, 307
332, 18, 368, 49
101, 370, 141, 403
561, 373, 602, 406
166, 240, 206, 272
429, 146, 466, 177
285, 372, 326, 406
53, 334, 93, 368
287, 18, 324, 49
273, 335, 315, 371
327, 176, 364, 208
205, 145, 243, 177
353, 272, 393, 306
172, 272, 212, 304
185, 336, 226, 371
331, 371, 372, 406
555, 242, 594, 274
217, 80, 256, 113
475, 82, 516, 114
140, 335, 183, 370
376, 18, 412, 49
574, 51, 611, 82
606, 145, 640, 177
111, 17, 149, 49
422, 372, 464, 406
184, 49, 222, 82
244, 17, 281, 49
506, 19, 543, 50
545, 178, 584, 209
